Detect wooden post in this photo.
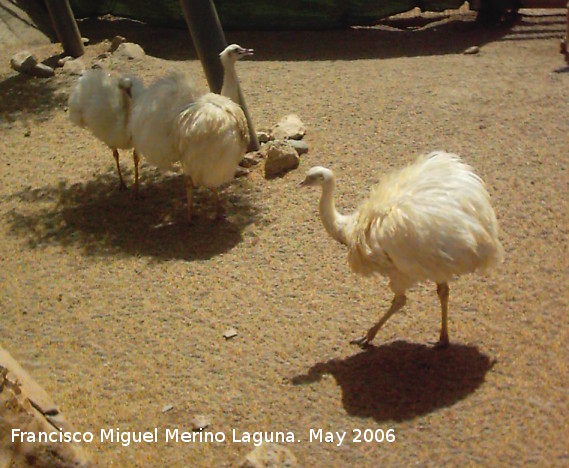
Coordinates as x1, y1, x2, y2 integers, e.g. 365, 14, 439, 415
179, 0, 259, 151
44, 0, 84, 57
566, 1, 569, 61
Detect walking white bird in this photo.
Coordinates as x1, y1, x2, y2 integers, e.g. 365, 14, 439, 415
130, 44, 253, 221
68, 69, 145, 195
300, 151, 504, 348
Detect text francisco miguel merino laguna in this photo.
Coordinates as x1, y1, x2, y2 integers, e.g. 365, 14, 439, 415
12, 427, 396, 447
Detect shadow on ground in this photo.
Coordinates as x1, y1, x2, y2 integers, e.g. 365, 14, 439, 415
71, 10, 566, 62
0, 73, 68, 123
5, 166, 261, 261
291, 340, 495, 422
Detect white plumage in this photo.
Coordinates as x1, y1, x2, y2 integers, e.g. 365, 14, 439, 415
130, 44, 253, 221
300, 151, 504, 348
68, 68, 145, 194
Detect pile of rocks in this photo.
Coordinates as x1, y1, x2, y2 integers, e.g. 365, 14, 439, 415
9, 36, 146, 79
239, 114, 309, 179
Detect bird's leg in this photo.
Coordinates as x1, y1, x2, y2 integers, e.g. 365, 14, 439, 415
112, 149, 127, 190
351, 294, 406, 348
184, 175, 194, 224
209, 188, 223, 221
131, 149, 140, 199
435, 282, 450, 349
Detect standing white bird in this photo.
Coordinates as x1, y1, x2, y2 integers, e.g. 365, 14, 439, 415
300, 151, 504, 348
68, 69, 146, 195
130, 44, 253, 221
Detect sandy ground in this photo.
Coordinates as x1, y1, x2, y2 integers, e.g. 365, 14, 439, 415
1, 8, 568, 467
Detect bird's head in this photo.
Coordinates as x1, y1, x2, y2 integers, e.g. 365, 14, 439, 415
299, 166, 335, 188
118, 76, 145, 100
220, 44, 254, 64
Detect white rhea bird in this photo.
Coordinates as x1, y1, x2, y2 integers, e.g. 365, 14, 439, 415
300, 151, 504, 348
130, 44, 253, 221
68, 69, 145, 195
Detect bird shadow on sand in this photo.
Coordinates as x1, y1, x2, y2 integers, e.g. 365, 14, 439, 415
5, 166, 262, 261
0, 73, 68, 122
291, 340, 495, 422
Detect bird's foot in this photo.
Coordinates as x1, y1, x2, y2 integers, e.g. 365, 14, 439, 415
350, 336, 373, 350
431, 338, 450, 350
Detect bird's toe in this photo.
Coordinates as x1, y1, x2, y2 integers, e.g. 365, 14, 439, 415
350, 336, 372, 349
432, 339, 450, 350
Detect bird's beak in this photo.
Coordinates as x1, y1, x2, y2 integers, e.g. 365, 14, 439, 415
242, 48, 254, 56
298, 179, 307, 188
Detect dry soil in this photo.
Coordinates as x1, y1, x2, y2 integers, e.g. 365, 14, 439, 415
1, 8, 568, 467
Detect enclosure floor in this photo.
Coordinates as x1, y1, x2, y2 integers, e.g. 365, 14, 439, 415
1, 10, 568, 467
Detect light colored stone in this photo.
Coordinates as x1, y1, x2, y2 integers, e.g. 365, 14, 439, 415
62, 58, 86, 75
240, 152, 264, 168
10, 50, 38, 72
264, 140, 300, 179
191, 414, 211, 430
257, 131, 271, 143
288, 139, 309, 156
56, 55, 73, 67
464, 46, 480, 55
271, 114, 306, 141
113, 42, 145, 60
223, 328, 238, 339
235, 167, 250, 178
240, 443, 298, 468
31, 63, 55, 78
109, 35, 127, 53
162, 404, 174, 413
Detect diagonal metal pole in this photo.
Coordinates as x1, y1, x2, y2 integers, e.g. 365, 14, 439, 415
179, 0, 259, 152
44, 0, 84, 57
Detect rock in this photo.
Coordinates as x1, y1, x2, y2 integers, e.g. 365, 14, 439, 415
10, 51, 55, 78
109, 35, 127, 53
464, 46, 480, 55
10, 50, 38, 73
113, 42, 145, 60
257, 131, 271, 143
271, 114, 306, 141
288, 139, 309, 156
62, 58, 86, 75
240, 443, 298, 468
240, 152, 264, 168
57, 56, 72, 67
235, 167, 250, 178
30, 63, 55, 78
223, 328, 238, 339
161, 404, 174, 413
264, 140, 300, 179
191, 414, 211, 431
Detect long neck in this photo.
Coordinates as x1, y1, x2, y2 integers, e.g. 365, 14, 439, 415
220, 61, 240, 103
319, 179, 352, 246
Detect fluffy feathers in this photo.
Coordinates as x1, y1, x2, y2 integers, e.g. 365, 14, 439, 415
348, 151, 504, 293
68, 69, 145, 191
301, 151, 504, 347
69, 69, 144, 151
